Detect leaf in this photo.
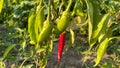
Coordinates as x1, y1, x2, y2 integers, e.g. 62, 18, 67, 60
21, 40, 26, 50
90, 14, 110, 47
40, 55, 48, 68
0, 60, 5, 68
36, 47, 46, 53
85, 0, 93, 44
72, 0, 84, 17
98, 33, 105, 43
101, 62, 112, 68
110, 36, 120, 40
70, 29, 75, 45
22, 64, 33, 68
0, 0, 4, 13
48, 40, 53, 53
3, 44, 16, 60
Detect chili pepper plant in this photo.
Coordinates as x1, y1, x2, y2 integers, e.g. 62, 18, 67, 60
0, 0, 120, 68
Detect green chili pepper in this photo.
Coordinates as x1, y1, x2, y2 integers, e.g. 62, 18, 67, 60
57, 11, 71, 33
94, 38, 109, 66
94, 28, 112, 66
28, 12, 37, 44
36, 0, 45, 32
90, 13, 110, 48
38, 5, 53, 43
35, 6, 45, 43
57, 0, 73, 33
35, 7, 45, 32
38, 20, 53, 43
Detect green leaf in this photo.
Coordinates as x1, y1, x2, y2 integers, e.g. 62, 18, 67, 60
21, 40, 26, 50
90, 14, 110, 47
101, 62, 112, 68
40, 55, 48, 68
48, 40, 53, 53
36, 47, 46, 53
3, 44, 16, 60
22, 64, 33, 68
0, 60, 5, 68
98, 33, 105, 43
0, 0, 4, 13
70, 29, 75, 45
110, 36, 120, 40
85, 0, 93, 44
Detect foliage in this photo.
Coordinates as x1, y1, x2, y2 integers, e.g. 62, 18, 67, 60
0, 0, 120, 68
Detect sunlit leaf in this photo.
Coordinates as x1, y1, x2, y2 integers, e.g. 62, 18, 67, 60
0, 60, 5, 68
0, 0, 4, 13
22, 64, 33, 68
48, 40, 53, 53
40, 55, 47, 68
85, 0, 93, 44
90, 14, 110, 47
21, 40, 26, 49
3, 44, 16, 60
70, 29, 75, 45
101, 62, 112, 68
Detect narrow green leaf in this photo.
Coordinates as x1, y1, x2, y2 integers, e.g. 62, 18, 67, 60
0, 60, 5, 68
92, 14, 110, 39
40, 56, 47, 68
98, 33, 105, 43
21, 40, 26, 50
90, 14, 110, 47
22, 64, 33, 68
3, 44, 16, 60
101, 62, 112, 68
70, 29, 75, 45
85, 0, 93, 44
110, 36, 120, 40
48, 40, 53, 53
37, 48, 46, 53
0, 0, 4, 13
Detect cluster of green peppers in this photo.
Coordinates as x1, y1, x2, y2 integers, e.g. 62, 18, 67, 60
28, 0, 53, 45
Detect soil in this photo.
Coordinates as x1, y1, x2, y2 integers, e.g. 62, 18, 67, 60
46, 33, 90, 68
46, 46, 83, 68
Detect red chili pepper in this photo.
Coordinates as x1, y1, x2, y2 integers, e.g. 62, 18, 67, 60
58, 33, 65, 62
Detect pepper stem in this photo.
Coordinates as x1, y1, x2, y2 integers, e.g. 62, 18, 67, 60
36, 0, 43, 13
66, 0, 73, 12
71, 0, 79, 16
47, 0, 51, 21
